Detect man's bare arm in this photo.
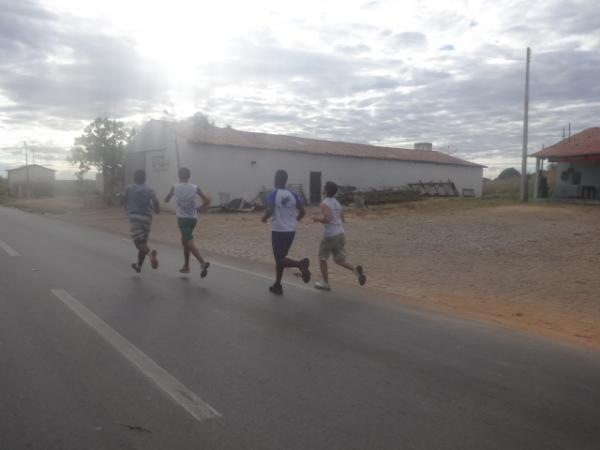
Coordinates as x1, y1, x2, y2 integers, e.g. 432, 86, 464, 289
151, 192, 160, 214
164, 186, 174, 203
196, 187, 211, 212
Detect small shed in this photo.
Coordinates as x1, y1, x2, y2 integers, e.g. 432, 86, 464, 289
530, 128, 600, 200
6, 164, 56, 198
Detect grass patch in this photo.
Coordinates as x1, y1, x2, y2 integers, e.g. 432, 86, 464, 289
0, 195, 84, 215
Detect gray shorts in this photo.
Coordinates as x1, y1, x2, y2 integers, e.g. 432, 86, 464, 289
129, 213, 152, 243
319, 234, 347, 261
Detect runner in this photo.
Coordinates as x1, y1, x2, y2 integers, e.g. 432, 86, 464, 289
261, 169, 311, 295
124, 169, 160, 273
164, 167, 211, 277
313, 181, 366, 291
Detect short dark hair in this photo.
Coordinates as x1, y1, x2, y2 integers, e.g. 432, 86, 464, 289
324, 181, 338, 197
274, 169, 288, 188
178, 167, 191, 181
133, 169, 146, 184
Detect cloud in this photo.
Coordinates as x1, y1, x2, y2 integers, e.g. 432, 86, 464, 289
0, 0, 168, 121
1, 0, 600, 179
389, 32, 427, 49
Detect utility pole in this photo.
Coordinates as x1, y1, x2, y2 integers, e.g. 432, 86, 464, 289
520, 47, 531, 202
24, 141, 31, 197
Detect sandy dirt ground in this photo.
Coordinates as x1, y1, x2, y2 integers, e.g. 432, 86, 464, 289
11, 196, 600, 349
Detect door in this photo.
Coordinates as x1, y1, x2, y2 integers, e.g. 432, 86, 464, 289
309, 171, 322, 204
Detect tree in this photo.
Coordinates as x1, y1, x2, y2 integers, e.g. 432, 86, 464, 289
496, 167, 521, 180
70, 118, 133, 203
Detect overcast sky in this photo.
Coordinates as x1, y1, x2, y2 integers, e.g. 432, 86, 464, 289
1, 0, 599, 179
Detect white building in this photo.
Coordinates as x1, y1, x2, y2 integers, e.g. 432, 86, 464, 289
530, 127, 600, 200
126, 118, 484, 206
6, 164, 55, 198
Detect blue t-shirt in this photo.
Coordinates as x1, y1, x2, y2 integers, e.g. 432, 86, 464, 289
125, 184, 155, 217
267, 189, 302, 232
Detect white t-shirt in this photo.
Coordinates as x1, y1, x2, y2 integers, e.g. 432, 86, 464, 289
267, 189, 302, 232
174, 183, 198, 218
321, 197, 344, 237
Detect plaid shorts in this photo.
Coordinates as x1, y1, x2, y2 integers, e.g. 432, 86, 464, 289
319, 233, 347, 261
129, 213, 152, 243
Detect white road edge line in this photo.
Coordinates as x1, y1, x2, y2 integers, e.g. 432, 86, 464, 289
211, 261, 314, 292
50, 288, 221, 422
0, 239, 19, 256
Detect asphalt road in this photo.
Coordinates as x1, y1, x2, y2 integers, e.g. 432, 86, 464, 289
1, 205, 599, 450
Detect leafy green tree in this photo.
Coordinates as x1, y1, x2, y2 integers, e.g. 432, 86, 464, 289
70, 118, 133, 203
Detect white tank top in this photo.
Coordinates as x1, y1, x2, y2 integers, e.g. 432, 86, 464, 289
322, 197, 344, 237
174, 183, 198, 218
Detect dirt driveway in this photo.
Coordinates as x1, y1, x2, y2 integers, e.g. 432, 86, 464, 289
30, 197, 600, 349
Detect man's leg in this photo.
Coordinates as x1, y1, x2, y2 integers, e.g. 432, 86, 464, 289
186, 240, 210, 277
180, 238, 191, 272
319, 259, 329, 284
275, 260, 285, 285
334, 259, 354, 272
334, 259, 366, 286
132, 240, 149, 272
188, 241, 206, 265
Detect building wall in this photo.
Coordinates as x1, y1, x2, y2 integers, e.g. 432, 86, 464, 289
127, 125, 483, 209
7, 166, 55, 184
552, 161, 600, 198
7, 166, 55, 197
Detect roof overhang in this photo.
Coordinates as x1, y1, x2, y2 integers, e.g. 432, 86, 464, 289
546, 154, 600, 163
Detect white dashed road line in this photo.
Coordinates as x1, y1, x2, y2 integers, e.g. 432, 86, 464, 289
50, 288, 221, 422
0, 239, 19, 256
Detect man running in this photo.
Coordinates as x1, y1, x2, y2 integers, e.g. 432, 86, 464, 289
313, 181, 366, 291
165, 167, 211, 277
124, 169, 160, 273
261, 169, 310, 295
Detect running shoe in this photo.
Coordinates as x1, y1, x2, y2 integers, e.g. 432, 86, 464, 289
200, 261, 210, 278
356, 265, 366, 286
314, 281, 331, 291
269, 284, 283, 295
299, 258, 311, 283
149, 249, 159, 269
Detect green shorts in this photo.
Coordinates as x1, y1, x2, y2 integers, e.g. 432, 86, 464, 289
319, 233, 347, 261
177, 217, 197, 241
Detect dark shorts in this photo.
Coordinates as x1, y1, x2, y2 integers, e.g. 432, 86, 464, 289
129, 213, 152, 243
272, 231, 295, 263
177, 217, 197, 241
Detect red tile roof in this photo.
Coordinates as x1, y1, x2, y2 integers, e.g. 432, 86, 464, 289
531, 127, 600, 159
173, 120, 484, 168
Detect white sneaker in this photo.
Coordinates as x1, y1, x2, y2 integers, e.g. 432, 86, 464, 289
314, 281, 331, 291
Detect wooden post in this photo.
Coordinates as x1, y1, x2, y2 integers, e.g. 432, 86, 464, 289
520, 47, 531, 202
533, 157, 541, 199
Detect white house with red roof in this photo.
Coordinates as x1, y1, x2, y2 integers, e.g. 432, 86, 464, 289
126, 117, 484, 206
530, 127, 600, 200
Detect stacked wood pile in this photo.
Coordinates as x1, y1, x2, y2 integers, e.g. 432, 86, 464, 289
337, 186, 421, 206
407, 180, 459, 197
